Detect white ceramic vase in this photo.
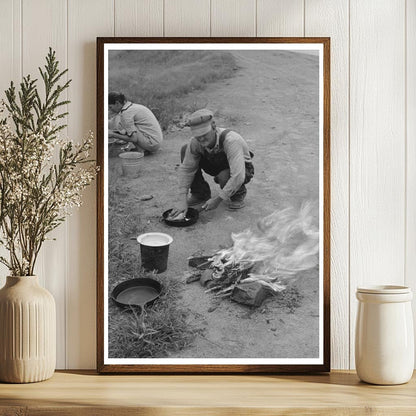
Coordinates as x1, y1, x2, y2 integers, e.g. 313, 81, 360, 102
0, 276, 56, 383
355, 285, 414, 385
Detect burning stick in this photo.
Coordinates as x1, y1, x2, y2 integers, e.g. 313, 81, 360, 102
205, 202, 320, 301
187, 256, 214, 270
205, 286, 234, 295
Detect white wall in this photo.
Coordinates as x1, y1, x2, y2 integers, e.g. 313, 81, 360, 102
0, 0, 414, 370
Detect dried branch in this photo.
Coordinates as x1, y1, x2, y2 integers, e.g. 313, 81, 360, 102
0, 49, 96, 276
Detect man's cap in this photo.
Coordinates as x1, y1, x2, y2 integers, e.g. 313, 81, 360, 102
187, 109, 214, 138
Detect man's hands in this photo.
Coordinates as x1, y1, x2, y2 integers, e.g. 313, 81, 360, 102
170, 200, 188, 218
202, 196, 222, 211
171, 196, 222, 217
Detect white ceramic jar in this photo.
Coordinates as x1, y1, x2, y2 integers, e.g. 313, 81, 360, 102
355, 285, 414, 385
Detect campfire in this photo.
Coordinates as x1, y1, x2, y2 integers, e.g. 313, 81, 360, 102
188, 202, 320, 307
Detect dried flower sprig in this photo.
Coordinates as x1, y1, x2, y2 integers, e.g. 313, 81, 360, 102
0, 48, 96, 276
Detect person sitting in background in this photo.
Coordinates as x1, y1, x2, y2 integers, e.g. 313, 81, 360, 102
108, 112, 123, 133
108, 92, 163, 154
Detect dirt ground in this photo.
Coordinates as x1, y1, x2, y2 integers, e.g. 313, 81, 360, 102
108, 50, 321, 359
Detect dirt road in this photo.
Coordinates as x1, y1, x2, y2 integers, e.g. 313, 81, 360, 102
109, 50, 320, 359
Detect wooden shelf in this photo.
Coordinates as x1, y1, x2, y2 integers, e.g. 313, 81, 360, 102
0, 370, 415, 415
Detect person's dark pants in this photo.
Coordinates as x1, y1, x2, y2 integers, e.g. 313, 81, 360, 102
180, 144, 254, 202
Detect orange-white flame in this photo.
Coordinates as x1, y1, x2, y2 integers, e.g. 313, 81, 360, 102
210, 201, 319, 292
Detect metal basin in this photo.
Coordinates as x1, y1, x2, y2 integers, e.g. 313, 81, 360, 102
162, 208, 199, 227
111, 278, 162, 308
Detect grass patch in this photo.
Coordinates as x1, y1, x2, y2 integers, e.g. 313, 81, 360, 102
108, 176, 143, 282
108, 166, 200, 358
109, 50, 238, 130
109, 272, 201, 358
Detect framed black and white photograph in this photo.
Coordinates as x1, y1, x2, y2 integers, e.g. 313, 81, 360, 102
96, 37, 330, 374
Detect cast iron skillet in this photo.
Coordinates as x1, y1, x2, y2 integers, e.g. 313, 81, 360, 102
162, 207, 199, 227
111, 278, 162, 308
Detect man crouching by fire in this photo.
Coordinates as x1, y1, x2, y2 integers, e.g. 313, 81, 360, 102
170, 109, 254, 219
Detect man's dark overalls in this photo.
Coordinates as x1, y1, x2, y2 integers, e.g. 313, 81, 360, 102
180, 129, 254, 204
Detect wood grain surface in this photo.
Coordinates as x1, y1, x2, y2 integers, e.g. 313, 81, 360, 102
67, 0, 114, 370
0, 371, 415, 415
21, 0, 68, 369
305, 0, 350, 371
211, 0, 256, 37
406, 0, 416, 367
165, 0, 211, 36
115, 0, 163, 37
257, 0, 304, 37
349, 0, 406, 369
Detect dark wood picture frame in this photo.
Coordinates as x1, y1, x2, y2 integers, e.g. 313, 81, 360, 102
97, 37, 330, 374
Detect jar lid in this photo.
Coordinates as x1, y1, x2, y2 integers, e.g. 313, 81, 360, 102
357, 285, 411, 294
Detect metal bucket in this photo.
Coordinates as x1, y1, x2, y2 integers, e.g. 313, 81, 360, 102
137, 232, 173, 273
119, 151, 144, 178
